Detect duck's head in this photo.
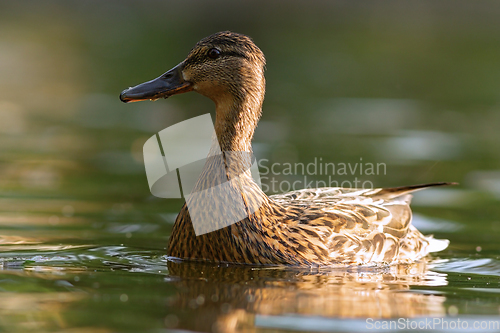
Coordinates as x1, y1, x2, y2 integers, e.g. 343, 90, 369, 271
120, 31, 266, 108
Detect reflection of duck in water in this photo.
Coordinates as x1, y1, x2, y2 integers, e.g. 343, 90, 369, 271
121, 31, 451, 267
165, 261, 446, 332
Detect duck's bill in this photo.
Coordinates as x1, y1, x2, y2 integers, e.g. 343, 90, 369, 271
120, 63, 193, 103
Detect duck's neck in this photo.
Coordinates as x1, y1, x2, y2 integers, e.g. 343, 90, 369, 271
207, 81, 271, 208
213, 78, 264, 153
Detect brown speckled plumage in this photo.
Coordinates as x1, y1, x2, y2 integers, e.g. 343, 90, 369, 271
121, 31, 451, 267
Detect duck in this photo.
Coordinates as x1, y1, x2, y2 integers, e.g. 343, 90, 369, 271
120, 31, 451, 267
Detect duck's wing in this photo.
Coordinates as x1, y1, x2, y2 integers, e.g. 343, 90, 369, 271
271, 182, 455, 203
364, 182, 457, 199
268, 183, 453, 265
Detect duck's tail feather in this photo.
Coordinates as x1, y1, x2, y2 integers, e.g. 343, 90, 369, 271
373, 182, 458, 199
426, 235, 450, 253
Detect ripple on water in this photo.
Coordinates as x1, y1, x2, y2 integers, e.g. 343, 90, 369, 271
431, 258, 500, 277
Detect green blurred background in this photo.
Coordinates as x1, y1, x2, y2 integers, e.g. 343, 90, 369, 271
3, 0, 500, 196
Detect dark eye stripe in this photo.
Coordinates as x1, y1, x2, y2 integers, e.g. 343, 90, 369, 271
222, 51, 247, 59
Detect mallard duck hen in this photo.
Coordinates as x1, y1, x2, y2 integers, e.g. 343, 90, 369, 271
120, 31, 451, 267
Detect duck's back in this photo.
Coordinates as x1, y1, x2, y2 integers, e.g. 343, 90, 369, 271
269, 185, 449, 265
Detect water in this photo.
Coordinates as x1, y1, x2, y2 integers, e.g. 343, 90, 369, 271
1, 1, 500, 332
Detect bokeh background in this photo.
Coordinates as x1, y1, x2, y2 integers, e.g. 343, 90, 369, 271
4, 1, 500, 197
1, 1, 500, 332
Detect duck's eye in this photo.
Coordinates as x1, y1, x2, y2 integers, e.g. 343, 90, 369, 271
207, 48, 221, 59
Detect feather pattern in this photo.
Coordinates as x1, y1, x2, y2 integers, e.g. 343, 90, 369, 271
169, 181, 451, 267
